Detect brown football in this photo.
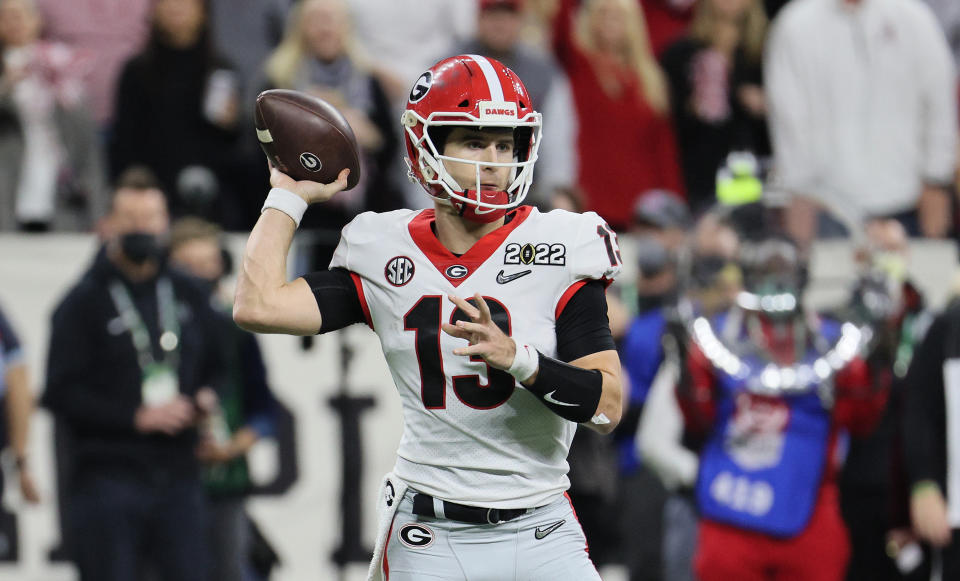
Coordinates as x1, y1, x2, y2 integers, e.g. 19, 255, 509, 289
254, 89, 361, 189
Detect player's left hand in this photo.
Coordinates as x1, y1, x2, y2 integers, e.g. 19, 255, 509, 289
441, 294, 516, 370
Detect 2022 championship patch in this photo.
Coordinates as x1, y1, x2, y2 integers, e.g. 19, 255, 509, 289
503, 242, 566, 266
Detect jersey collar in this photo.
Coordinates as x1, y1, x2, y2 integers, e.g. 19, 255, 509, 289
408, 205, 533, 287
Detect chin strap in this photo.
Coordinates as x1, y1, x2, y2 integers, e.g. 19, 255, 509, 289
449, 189, 510, 224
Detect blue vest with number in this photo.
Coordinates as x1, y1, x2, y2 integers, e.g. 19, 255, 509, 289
695, 317, 837, 537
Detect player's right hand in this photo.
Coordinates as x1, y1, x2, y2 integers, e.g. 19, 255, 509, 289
442, 294, 517, 371
270, 166, 350, 205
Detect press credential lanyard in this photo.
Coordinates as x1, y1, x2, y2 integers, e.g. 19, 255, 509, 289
108, 277, 181, 370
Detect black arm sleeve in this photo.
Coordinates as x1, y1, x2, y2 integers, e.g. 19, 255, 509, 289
301, 268, 367, 333
555, 279, 616, 362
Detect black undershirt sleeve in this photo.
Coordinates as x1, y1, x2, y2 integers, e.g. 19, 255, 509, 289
555, 279, 616, 363
301, 268, 366, 333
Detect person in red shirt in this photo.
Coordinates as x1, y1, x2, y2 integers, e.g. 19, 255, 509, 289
642, 0, 696, 57
545, 0, 685, 231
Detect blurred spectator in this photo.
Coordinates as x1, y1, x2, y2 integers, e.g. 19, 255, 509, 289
678, 225, 886, 581
921, 0, 960, 72
621, 192, 691, 412
109, 0, 241, 222
631, 188, 693, 248
348, 0, 477, 105
565, 424, 623, 573
168, 217, 278, 581
661, 0, 770, 215
841, 219, 932, 581
206, 0, 291, 231
616, 236, 678, 581
454, 0, 579, 206
901, 292, 960, 578
209, 0, 290, 115
42, 167, 222, 581
637, 209, 740, 581
263, 0, 402, 267
0, 301, 40, 505
638, 343, 697, 581
765, 0, 958, 241
35, 0, 153, 127
600, 191, 691, 581
547, 0, 685, 231
642, 0, 697, 57
0, 0, 106, 232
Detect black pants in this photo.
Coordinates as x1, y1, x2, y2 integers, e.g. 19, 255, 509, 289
619, 467, 668, 581
70, 471, 207, 581
906, 530, 960, 581
841, 488, 901, 581
937, 529, 960, 581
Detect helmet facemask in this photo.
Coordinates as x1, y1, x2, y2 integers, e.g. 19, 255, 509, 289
403, 108, 542, 223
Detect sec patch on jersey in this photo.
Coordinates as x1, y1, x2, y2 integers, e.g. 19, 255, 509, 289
254, 89, 361, 188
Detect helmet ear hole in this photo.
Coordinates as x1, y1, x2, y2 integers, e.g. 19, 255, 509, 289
514, 127, 533, 161
458, 100, 470, 108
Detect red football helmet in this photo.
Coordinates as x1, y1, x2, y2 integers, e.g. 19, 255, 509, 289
401, 54, 542, 222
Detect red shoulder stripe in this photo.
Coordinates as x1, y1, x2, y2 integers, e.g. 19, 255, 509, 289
349, 272, 374, 330
555, 279, 588, 320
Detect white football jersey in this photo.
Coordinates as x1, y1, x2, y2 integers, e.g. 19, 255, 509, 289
329, 206, 622, 508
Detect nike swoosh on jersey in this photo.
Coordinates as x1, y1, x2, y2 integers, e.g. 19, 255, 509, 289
496, 269, 532, 284
534, 520, 566, 540
543, 391, 579, 407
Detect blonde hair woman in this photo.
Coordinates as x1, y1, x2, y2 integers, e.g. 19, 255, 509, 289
262, 0, 401, 248
547, 0, 684, 232
265, 0, 382, 151
573, 0, 669, 112
688, 0, 767, 65
660, 0, 770, 214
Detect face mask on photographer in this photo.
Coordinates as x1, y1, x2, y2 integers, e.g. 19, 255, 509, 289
120, 232, 165, 265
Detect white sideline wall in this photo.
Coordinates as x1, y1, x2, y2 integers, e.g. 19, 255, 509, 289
0, 232, 956, 581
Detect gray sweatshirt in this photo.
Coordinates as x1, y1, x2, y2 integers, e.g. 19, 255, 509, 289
765, 0, 957, 218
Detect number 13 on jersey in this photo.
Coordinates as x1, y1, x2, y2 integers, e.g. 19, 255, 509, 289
403, 295, 516, 411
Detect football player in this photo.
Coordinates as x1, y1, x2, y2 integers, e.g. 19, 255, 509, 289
235, 54, 623, 581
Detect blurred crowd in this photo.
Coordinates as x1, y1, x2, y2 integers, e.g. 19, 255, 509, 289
0, 0, 956, 238
2, 0, 960, 580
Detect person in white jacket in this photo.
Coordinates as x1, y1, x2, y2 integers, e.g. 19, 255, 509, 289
765, 0, 958, 242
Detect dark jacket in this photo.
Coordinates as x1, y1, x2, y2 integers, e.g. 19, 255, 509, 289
903, 299, 960, 496
43, 246, 222, 481
108, 38, 239, 216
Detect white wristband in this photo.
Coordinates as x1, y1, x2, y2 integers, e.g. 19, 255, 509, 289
261, 188, 309, 227
508, 340, 539, 382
